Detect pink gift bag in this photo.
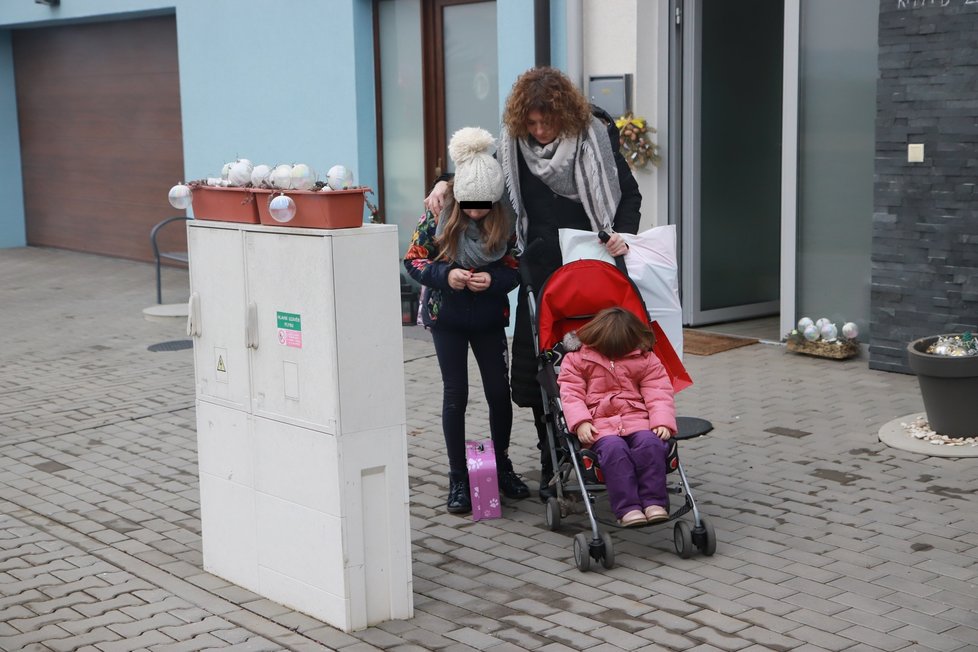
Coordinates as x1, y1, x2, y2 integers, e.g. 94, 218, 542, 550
465, 439, 502, 521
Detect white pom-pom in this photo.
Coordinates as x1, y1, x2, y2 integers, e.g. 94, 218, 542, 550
448, 127, 495, 165
562, 330, 582, 352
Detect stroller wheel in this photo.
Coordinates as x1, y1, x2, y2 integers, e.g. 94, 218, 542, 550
673, 520, 694, 559
695, 516, 717, 556
573, 532, 591, 572
599, 530, 615, 569
545, 497, 561, 531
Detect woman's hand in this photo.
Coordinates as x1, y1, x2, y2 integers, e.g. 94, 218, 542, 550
465, 271, 491, 292
653, 426, 672, 440
424, 180, 450, 214
603, 232, 629, 257
448, 268, 472, 290
576, 422, 596, 445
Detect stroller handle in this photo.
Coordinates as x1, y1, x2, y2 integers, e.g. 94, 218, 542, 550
598, 230, 629, 276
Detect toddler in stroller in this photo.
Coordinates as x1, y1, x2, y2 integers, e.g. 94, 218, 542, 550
558, 306, 676, 528
522, 244, 715, 571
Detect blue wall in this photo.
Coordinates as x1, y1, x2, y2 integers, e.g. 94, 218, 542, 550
0, 30, 25, 247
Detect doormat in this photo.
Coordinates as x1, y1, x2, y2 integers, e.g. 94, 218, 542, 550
683, 330, 758, 356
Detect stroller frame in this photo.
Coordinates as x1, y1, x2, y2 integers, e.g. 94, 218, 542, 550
520, 238, 716, 571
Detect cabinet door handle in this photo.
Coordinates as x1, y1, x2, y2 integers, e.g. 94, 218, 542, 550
246, 301, 259, 349
187, 292, 201, 337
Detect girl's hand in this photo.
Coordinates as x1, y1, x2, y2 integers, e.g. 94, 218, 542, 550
465, 271, 491, 292
424, 180, 450, 214
653, 426, 672, 440
576, 422, 596, 445
448, 268, 472, 290
603, 232, 629, 257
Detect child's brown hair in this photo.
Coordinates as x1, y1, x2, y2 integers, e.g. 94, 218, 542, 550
435, 183, 510, 263
576, 307, 655, 360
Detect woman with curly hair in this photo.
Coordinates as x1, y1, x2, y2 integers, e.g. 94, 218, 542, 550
425, 67, 642, 500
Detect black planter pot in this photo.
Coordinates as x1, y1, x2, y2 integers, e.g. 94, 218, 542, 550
906, 335, 978, 437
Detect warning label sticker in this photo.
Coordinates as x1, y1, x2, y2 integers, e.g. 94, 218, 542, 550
276, 312, 302, 348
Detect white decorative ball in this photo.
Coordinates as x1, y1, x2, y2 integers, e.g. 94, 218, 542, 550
326, 164, 354, 190
797, 317, 814, 331
268, 194, 296, 223
842, 322, 859, 340
290, 163, 318, 191
803, 324, 820, 341
167, 184, 192, 210
815, 317, 831, 331
250, 164, 272, 187
270, 164, 294, 190
820, 322, 838, 342
227, 160, 254, 187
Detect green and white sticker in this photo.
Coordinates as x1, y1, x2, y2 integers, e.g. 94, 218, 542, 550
276, 311, 302, 348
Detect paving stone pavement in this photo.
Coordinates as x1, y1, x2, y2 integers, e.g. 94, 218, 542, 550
1, 246, 976, 652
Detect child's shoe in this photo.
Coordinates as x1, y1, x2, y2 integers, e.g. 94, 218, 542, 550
618, 510, 647, 527
496, 456, 530, 499
644, 505, 669, 523
447, 475, 472, 514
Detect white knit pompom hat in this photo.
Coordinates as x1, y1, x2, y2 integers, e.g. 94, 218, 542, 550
449, 127, 505, 203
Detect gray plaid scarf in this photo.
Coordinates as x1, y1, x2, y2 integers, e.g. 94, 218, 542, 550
499, 115, 621, 253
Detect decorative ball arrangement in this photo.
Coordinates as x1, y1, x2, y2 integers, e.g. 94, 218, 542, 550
268, 194, 297, 223
326, 164, 354, 190
786, 317, 860, 360
270, 164, 294, 190
290, 163, 318, 191
250, 164, 272, 187
168, 184, 192, 210
227, 159, 254, 187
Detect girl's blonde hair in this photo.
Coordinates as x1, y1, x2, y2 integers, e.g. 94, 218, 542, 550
503, 67, 592, 140
576, 307, 655, 360
435, 182, 510, 263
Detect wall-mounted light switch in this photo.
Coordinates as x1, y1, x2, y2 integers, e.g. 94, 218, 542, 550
908, 143, 924, 163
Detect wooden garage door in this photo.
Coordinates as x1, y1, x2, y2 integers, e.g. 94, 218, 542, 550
13, 15, 184, 262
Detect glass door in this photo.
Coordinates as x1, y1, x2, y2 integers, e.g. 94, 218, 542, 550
676, 0, 784, 326
376, 0, 497, 257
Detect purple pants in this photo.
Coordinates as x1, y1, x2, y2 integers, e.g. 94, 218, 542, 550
591, 430, 669, 519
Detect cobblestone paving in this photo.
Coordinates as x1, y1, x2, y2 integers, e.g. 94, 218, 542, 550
1, 247, 976, 651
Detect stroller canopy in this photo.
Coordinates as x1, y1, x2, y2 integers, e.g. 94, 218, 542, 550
536, 259, 649, 352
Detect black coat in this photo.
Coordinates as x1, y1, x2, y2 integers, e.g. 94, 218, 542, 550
509, 107, 642, 408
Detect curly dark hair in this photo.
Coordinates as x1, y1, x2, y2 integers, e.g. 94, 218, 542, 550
503, 67, 592, 139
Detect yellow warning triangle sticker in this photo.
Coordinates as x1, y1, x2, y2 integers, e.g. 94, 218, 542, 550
217, 356, 226, 373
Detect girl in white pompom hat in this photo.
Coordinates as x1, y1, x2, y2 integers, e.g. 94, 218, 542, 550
404, 126, 530, 514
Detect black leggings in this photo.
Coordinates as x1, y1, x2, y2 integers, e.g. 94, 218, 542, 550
431, 327, 513, 476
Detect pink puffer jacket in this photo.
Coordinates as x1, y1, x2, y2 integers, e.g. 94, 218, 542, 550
558, 344, 676, 440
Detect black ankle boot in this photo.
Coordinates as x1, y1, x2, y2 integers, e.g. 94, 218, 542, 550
447, 475, 471, 514
497, 458, 530, 500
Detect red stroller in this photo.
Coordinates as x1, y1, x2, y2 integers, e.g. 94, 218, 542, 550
522, 238, 716, 571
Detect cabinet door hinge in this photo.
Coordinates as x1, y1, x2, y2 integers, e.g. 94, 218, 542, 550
675, 4, 682, 26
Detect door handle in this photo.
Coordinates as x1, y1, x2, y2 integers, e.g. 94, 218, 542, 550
186, 292, 201, 337
246, 301, 259, 349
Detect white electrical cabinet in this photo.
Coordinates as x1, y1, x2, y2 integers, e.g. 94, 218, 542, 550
187, 220, 412, 632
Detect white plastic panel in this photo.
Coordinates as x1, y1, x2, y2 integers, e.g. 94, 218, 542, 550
257, 566, 350, 630
244, 231, 339, 432
195, 399, 254, 487
331, 229, 406, 433
198, 471, 258, 589
254, 493, 345, 593
252, 415, 341, 515
187, 224, 251, 411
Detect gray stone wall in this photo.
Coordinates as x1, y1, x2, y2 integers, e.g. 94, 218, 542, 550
871, 0, 978, 372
